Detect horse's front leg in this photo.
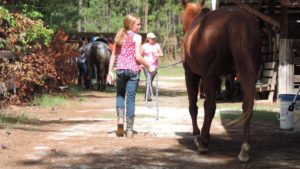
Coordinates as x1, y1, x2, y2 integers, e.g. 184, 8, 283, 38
184, 63, 200, 135
195, 77, 218, 154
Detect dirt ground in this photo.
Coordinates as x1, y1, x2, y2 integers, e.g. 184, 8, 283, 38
0, 76, 300, 169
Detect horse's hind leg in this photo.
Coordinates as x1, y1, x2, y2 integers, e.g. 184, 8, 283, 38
231, 46, 259, 161
99, 55, 106, 91
231, 28, 259, 162
99, 64, 106, 91
238, 76, 256, 162
95, 62, 102, 91
86, 62, 93, 89
183, 63, 200, 136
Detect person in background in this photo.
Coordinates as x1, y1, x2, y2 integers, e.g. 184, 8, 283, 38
106, 14, 155, 137
107, 37, 115, 53
76, 39, 88, 88
142, 32, 163, 101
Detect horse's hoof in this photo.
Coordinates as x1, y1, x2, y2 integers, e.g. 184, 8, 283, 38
238, 154, 250, 162
194, 137, 209, 154
238, 143, 251, 162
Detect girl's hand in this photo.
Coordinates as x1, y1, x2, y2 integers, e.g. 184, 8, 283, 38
148, 65, 156, 73
107, 72, 114, 85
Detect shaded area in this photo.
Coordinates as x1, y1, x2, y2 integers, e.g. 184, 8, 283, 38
16, 133, 300, 169
217, 110, 300, 168
176, 129, 300, 169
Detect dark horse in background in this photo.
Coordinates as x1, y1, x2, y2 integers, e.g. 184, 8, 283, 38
181, 0, 261, 162
82, 38, 111, 91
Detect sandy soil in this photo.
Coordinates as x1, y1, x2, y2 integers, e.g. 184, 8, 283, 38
0, 76, 300, 169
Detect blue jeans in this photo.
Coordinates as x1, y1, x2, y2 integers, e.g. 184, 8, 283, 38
77, 61, 89, 88
116, 69, 140, 118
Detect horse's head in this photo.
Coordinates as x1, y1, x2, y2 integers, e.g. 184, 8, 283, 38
181, 0, 205, 32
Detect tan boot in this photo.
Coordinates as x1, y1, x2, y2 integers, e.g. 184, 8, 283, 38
126, 116, 134, 138
116, 108, 125, 137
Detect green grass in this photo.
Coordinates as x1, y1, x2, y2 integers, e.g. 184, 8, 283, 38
216, 103, 242, 110
95, 113, 115, 118
32, 94, 68, 108
69, 85, 86, 94
157, 64, 184, 77
216, 102, 279, 121
219, 109, 277, 121
0, 111, 37, 127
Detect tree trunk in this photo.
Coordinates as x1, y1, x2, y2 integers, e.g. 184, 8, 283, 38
144, 0, 148, 33
77, 0, 83, 32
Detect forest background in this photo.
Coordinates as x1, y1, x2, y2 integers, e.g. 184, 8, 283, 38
0, 0, 212, 105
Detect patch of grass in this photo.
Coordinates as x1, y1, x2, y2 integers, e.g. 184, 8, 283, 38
69, 85, 86, 94
32, 94, 68, 108
96, 113, 115, 118
157, 65, 184, 77
216, 103, 242, 110
219, 110, 277, 121
216, 102, 278, 112
0, 112, 37, 127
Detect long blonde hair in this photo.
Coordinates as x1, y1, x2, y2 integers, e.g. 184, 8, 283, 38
114, 14, 140, 48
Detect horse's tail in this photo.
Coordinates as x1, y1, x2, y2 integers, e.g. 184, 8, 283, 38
97, 42, 110, 75
95, 42, 111, 81
226, 15, 261, 127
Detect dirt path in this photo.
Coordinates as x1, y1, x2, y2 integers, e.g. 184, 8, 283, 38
1, 76, 300, 169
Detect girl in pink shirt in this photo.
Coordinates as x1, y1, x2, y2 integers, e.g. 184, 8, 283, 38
142, 32, 163, 101
107, 14, 154, 138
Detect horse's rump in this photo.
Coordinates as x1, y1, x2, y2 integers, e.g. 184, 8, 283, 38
85, 41, 111, 90
184, 7, 261, 78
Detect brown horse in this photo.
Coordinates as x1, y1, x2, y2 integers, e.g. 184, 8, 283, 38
181, 0, 262, 162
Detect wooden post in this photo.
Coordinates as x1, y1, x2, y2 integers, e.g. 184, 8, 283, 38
211, 0, 220, 10
278, 1, 295, 95
278, 39, 294, 94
